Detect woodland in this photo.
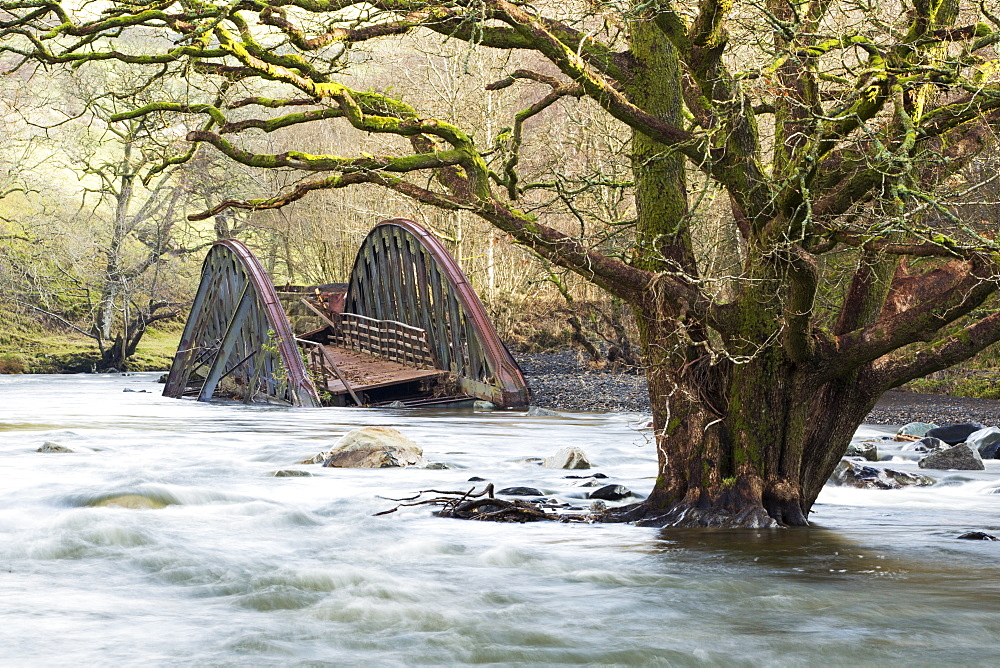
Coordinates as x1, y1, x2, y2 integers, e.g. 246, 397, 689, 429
3, 0, 1000, 527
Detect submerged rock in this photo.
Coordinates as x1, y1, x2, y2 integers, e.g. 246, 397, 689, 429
89, 494, 169, 509
527, 406, 559, 416
845, 441, 879, 461
966, 427, 1000, 459
498, 486, 544, 496
473, 400, 496, 411
925, 423, 983, 445
271, 470, 313, 477
957, 531, 998, 541
829, 460, 935, 489
543, 446, 592, 470
896, 422, 938, 440
322, 427, 426, 468
299, 452, 328, 465
918, 443, 984, 471
901, 437, 948, 453
588, 484, 633, 501
36, 442, 74, 453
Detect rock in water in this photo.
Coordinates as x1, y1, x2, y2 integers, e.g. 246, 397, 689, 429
918, 443, 984, 471
498, 487, 544, 496
588, 484, 633, 501
901, 437, 947, 453
845, 441, 879, 461
322, 427, 426, 468
829, 460, 935, 489
527, 406, 559, 416
896, 422, 937, 440
543, 446, 592, 469
966, 427, 1000, 459
299, 452, 328, 465
925, 423, 983, 445
271, 470, 313, 477
36, 442, 74, 453
957, 531, 998, 541
90, 494, 168, 509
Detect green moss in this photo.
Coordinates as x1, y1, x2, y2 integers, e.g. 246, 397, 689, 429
0, 353, 27, 374
0, 318, 178, 374
905, 374, 1000, 401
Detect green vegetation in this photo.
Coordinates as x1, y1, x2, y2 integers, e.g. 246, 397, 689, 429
0, 303, 179, 372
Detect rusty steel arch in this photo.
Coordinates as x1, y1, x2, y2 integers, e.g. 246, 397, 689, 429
345, 218, 529, 407
163, 239, 319, 406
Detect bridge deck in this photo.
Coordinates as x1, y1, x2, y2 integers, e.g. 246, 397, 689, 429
316, 344, 446, 397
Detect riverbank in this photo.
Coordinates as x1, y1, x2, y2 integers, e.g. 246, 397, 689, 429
0, 325, 179, 373
516, 349, 1000, 426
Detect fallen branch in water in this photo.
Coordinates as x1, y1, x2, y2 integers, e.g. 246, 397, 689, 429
374, 483, 595, 523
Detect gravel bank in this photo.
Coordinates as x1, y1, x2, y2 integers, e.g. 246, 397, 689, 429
516, 350, 1000, 427
515, 350, 649, 413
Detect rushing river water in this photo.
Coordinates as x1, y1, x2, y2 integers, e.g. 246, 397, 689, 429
3, 373, 1000, 665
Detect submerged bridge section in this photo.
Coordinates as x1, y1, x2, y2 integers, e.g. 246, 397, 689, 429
163, 218, 529, 408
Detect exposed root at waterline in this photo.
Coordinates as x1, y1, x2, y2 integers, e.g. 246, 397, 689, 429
375, 486, 790, 527
375, 483, 597, 523
601, 501, 784, 528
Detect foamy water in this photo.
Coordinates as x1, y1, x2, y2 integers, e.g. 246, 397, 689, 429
2, 373, 999, 665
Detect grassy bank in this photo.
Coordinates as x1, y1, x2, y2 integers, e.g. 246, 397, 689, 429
0, 312, 179, 373
902, 371, 1000, 401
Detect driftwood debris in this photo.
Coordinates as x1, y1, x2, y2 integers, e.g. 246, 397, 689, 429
375, 483, 593, 523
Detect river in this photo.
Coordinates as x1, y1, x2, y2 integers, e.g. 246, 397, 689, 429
2, 373, 999, 665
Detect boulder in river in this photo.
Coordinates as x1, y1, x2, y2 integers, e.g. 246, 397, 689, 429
917, 443, 984, 471
498, 486, 544, 496
527, 406, 559, 416
966, 427, 1000, 459
895, 422, 938, 440
89, 494, 169, 509
901, 437, 948, 453
588, 484, 634, 501
829, 460, 935, 489
322, 427, 427, 468
543, 446, 592, 470
925, 423, 984, 445
36, 442, 74, 453
845, 441, 879, 461
957, 531, 998, 541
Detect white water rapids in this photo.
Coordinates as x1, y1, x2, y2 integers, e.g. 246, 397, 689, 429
2, 372, 1000, 665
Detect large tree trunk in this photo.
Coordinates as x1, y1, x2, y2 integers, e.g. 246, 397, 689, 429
616, 304, 884, 528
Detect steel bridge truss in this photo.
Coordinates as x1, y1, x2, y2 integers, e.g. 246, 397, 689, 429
164, 219, 529, 408
162, 239, 320, 406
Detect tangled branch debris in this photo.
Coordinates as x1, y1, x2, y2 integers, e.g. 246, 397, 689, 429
375, 483, 594, 523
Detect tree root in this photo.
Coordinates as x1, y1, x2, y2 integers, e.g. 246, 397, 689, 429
601, 501, 783, 528
374, 483, 596, 523
376, 487, 785, 528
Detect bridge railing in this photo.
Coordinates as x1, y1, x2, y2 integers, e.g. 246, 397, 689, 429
332, 312, 436, 368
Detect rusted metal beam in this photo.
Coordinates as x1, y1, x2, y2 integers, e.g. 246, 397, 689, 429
344, 219, 529, 408
163, 239, 320, 407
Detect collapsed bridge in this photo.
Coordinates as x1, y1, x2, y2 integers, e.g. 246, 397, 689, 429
163, 218, 529, 408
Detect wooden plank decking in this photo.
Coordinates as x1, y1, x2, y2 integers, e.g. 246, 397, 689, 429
317, 344, 445, 396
